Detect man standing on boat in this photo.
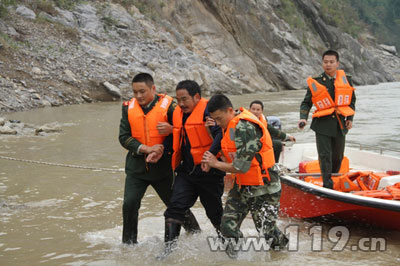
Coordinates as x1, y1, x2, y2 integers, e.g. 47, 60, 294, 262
298, 50, 356, 189
118, 73, 200, 245
202, 94, 288, 258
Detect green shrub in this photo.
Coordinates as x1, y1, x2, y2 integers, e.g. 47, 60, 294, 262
0, 0, 16, 18
0, 32, 20, 50
53, 0, 79, 10
275, 0, 306, 30
35, 0, 58, 16
102, 16, 119, 27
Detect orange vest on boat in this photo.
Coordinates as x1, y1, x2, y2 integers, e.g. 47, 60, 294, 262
386, 183, 400, 200
355, 172, 383, 191
221, 108, 275, 186
334, 173, 361, 192
305, 172, 361, 192
127, 94, 173, 146
353, 189, 394, 200
353, 182, 400, 200
171, 98, 213, 170
307, 70, 355, 118
299, 157, 350, 174
305, 171, 384, 193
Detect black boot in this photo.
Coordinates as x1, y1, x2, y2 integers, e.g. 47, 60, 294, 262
182, 209, 201, 234
225, 237, 240, 259
214, 225, 222, 240
122, 215, 138, 245
157, 219, 182, 260
268, 228, 289, 251
322, 173, 334, 189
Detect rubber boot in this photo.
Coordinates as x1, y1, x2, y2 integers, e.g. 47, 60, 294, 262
122, 216, 138, 245
157, 219, 182, 260
268, 228, 289, 251
214, 225, 222, 240
322, 173, 334, 189
182, 209, 201, 234
225, 237, 240, 259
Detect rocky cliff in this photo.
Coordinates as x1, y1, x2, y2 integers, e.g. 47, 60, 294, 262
0, 0, 399, 112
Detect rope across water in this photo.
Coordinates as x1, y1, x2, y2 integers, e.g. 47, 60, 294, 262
0, 155, 124, 172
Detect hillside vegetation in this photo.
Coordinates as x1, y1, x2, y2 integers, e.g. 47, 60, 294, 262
1, 0, 399, 49
316, 0, 400, 50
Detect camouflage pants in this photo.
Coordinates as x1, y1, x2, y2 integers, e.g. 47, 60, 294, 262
220, 185, 288, 248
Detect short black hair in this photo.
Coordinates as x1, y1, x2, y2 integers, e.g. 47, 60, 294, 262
322, 50, 339, 61
208, 94, 233, 113
176, 80, 201, 97
132, 73, 154, 87
249, 100, 264, 110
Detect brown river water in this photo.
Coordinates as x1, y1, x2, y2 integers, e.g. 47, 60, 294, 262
1, 82, 400, 265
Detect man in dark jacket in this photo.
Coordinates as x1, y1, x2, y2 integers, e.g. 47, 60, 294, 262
161, 80, 225, 256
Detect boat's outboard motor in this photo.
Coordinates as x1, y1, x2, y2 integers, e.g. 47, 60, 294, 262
267, 116, 282, 130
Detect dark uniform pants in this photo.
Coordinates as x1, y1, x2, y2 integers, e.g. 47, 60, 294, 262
164, 172, 224, 229
220, 185, 287, 248
122, 174, 172, 244
316, 131, 346, 188
272, 139, 283, 163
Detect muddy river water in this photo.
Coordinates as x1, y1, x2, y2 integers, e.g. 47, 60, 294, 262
1, 82, 400, 265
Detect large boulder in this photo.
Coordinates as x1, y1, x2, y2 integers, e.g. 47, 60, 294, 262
74, 4, 104, 37
16, 5, 36, 20
102, 3, 135, 29
379, 44, 397, 55
35, 123, 62, 135
102, 81, 121, 98
55, 7, 78, 28
0, 125, 17, 135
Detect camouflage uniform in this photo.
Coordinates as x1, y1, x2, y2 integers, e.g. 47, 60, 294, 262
220, 114, 288, 257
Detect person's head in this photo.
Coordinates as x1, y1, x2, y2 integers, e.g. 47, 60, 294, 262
175, 80, 201, 114
131, 73, 156, 106
207, 94, 235, 129
322, 50, 340, 77
249, 100, 264, 119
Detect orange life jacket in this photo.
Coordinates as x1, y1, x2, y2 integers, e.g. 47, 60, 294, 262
171, 98, 213, 170
127, 94, 173, 146
334, 173, 361, 192
259, 114, 268, 129
299, 156, 349, 174
305, 171, 384, 193
355, 172, 382, 191
386, 183, 400, 200
305, 172, 361, 192
353, 190, 394, 200
307, 70, 355, 118
353, 182, 400, 200
221, 108, 275, 186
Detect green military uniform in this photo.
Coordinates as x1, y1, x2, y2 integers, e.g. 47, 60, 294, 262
220, 112, 288, 258
300, 71, 356, 188
119, 94, 175, 244
119, 95, 198, 244
267, 123, 287, 141
267, 123, 289, 162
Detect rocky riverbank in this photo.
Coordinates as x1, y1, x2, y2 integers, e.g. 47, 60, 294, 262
0, 116, 62, 136
0, 1, 399, 113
